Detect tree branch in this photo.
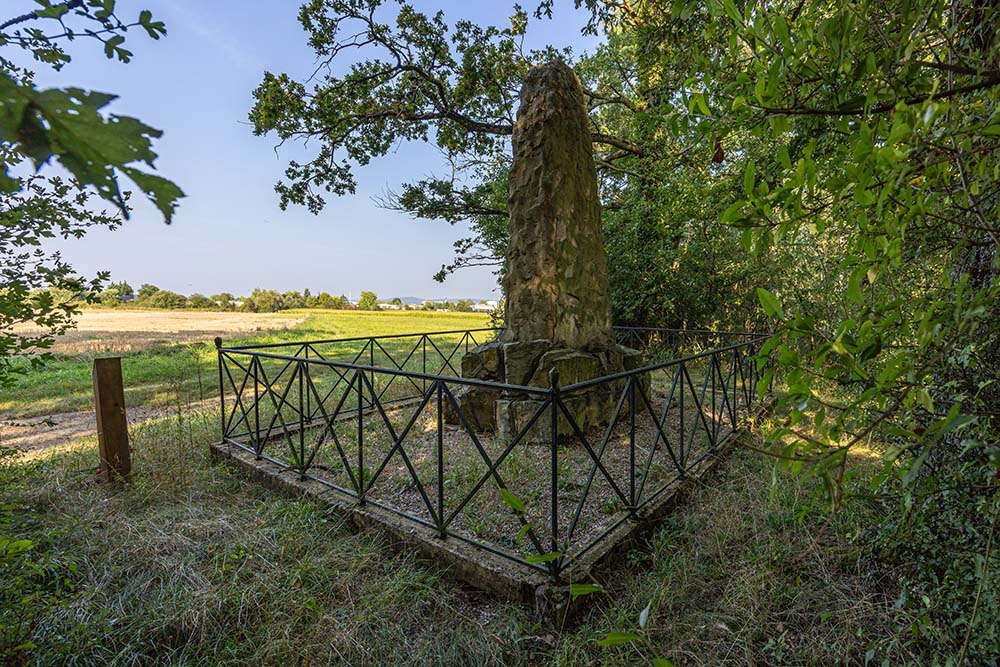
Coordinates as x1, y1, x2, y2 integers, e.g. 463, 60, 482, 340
760, 77, 1000, 117
0, 0, 83, 32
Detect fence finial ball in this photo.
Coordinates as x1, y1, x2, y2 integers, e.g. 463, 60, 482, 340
214, 336, 223, 348
549, 366, 560, 388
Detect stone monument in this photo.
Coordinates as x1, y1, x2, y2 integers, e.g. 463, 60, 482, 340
448, 60, 641, 439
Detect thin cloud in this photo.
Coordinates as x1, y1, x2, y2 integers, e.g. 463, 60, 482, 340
165, 1, 260, 73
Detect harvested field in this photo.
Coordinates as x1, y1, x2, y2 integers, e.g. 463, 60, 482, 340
12, 309, 306, 354
1, 310, 489, 419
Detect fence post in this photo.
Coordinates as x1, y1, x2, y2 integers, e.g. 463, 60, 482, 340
628, 375, 636, 511
215, 337, 225, 444
93, 357, 131, 482
679, 360, 686, 473
549, 366, 560, 582
357, 369, 365, 505
253, 356, 261, 459
436, 380, 445, 538
298, 360, 306, 480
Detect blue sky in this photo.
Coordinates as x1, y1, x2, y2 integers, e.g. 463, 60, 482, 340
17, 0, 600, 300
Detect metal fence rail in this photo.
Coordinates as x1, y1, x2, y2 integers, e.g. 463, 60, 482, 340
216, 327, 771, 581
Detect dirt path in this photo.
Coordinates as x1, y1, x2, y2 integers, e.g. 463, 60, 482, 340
1, 399, 216, 453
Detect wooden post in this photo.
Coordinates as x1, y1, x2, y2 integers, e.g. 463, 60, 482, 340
93, 357, 131, 482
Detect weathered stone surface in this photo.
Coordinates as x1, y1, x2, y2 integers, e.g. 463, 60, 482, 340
460, 340, 504, 380
502, 339, 551, 386
496, 396, 594, 443
620, 345, 643, 372
529, 349, 604, 388
501, 60, 613, 350
443, 384, 500, 431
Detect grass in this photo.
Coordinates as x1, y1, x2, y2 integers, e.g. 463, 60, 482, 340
2, 310, 489, 419
1, 407, 917, 666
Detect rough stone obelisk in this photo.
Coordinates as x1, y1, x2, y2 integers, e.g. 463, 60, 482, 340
503, 60, 614, 350
449, 60, 641, 438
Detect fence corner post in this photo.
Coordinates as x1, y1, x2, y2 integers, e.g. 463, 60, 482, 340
93, 357, 130, 483
549, 366, 560, 582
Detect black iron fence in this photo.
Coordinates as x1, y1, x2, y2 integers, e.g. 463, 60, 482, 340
216, 327, 772, 581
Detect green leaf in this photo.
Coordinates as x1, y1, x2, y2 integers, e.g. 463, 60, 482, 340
525, 552, 561, 564
777, 145, 791, 169
104, 35, 122, 58
569, 583, 604, 598
722, 0, 741, 23
886, 121, 911, 145
721, 200, 745, 224
121, 166, 185, 224
847, 266, 865, 305
0, 537, 34, 556
757, 288, 783, 318
653, 660, 676, 667
0, 76, 183, 222
499, 488, 525, 513
773, 15, 789, 43
743, 161, 756, 196
596, 631, 641, 647
940, 414, 977, 434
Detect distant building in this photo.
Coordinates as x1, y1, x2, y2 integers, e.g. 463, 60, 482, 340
471, 300, 498, 312
118, 294, 135, 303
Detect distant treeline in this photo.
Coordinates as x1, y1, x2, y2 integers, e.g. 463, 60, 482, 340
45, 282, 485, 313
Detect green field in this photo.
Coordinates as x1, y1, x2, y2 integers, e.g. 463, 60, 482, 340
1, 310, 490, 419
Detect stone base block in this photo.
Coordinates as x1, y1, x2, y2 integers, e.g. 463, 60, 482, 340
496, 387, 621, 444
445, 338, 644, 440
441, 384, 500, 431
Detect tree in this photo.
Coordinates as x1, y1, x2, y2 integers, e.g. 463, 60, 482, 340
0, 1, 183, 385
98, 280, 133, 305
147, 289, 185, 309
305, 290, 348, 309
0, 163, 112, 379
244, 288, 284, 313
254, 0, 1000, 657
626, 0, 999, 657
249, 0, 770, 327
185, 293, 213, 309
136, 283, 160, 301
282, 290, 306, 309
357, 291, 378, 311
211, 292, 235, 310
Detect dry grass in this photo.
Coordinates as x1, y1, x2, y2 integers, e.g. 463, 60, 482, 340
1, 408, 914, 666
